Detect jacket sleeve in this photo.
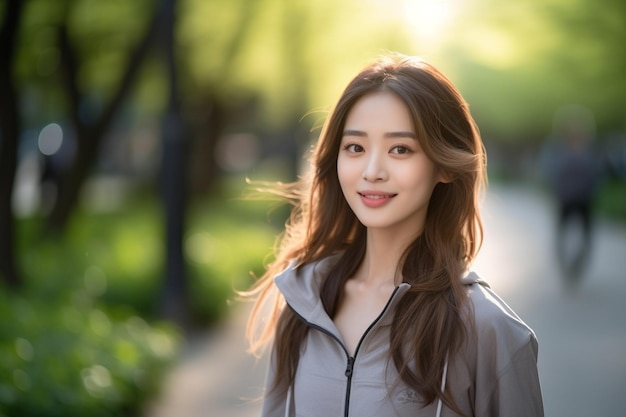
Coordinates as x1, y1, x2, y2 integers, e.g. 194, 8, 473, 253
476, 334, 545, 417
260, 345, 289, 417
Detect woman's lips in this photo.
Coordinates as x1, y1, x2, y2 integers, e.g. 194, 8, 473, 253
358, 191, 397, 208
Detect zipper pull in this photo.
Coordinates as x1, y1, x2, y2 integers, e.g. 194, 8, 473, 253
345, 356, 355, 377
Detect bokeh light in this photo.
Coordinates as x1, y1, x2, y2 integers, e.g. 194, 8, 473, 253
37, 123, 64, 156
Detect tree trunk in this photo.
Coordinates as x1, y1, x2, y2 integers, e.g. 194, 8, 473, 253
46, 10, 158, 233
188, 95, 223, 195
0, 0, 26, 288
158, 0, 189, 327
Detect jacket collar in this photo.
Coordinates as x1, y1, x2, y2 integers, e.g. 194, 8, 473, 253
274, 255, 485, 334
274, 255, 411, 335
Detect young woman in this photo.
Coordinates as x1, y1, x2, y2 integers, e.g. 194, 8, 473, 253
246, 54, 544, 417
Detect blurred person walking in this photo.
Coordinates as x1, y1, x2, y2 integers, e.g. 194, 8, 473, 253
540, 105, 604, 286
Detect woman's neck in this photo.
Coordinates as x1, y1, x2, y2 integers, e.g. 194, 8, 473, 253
357, 228, 418, 286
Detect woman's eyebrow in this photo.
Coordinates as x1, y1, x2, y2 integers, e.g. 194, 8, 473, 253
342, 129, 416, 139
384, 131, 416, 139
342, 129, 367, 137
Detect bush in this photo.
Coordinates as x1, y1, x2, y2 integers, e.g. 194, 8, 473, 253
0, 289, 179, 417
185, 193, 282, 323
3, 178, 281, 415
596, 179, 626, 222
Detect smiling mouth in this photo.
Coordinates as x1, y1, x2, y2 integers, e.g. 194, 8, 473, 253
358, 193, 397, 199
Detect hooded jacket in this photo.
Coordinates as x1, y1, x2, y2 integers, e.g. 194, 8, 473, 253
261, 256, 544, 417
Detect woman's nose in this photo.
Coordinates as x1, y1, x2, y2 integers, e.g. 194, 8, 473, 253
362, 152, 388, 182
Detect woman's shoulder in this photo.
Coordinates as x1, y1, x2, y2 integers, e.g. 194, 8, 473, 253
458, 273, 543, 416
462, 272, 538, 352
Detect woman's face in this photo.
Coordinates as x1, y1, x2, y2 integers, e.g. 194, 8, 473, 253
337, 92, 443, 236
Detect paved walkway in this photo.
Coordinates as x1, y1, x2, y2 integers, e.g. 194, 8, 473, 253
146, 184, 626, 417
145, 301, 266, 417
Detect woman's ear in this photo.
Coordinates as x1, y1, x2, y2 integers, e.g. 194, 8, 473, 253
437, 169, 454, 184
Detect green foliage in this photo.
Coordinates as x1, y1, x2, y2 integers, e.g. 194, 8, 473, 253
13, 0, 626, 143
3, 179, 280, 416
186, 193, 283, 322
17, 199, 163, 316
443, 0, 626, 140
0, 289, 179, 417
17, 183, 280, 321
596, 179, 626, 222
2, 196, 178, 417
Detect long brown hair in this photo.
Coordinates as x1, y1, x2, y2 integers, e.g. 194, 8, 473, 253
246, 53, 486, 413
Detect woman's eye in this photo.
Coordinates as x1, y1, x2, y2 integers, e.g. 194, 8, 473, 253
344, 143, 364, 153
391, 145, 412, 155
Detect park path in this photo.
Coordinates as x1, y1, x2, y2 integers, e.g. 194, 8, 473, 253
146, 183, 626, 417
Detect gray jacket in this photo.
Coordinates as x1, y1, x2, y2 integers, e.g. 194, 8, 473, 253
261, 256, 544, 417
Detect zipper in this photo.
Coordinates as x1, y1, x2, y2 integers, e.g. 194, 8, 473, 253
344, 356, 355, 417
290, 285, 402, 417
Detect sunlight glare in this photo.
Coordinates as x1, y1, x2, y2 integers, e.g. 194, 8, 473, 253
404, 0, 450, 37
366, 0, 464, 54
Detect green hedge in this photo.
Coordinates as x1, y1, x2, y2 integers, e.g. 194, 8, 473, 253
596, 179, 626, 222
1, 179, 281, 416
0, 289, 179, 417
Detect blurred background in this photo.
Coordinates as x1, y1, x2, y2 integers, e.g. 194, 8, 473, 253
1, 0, 625, 416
